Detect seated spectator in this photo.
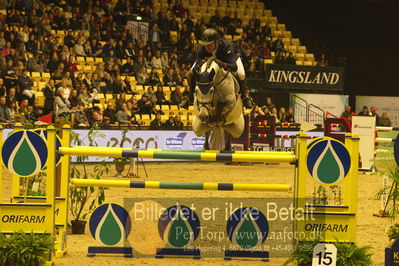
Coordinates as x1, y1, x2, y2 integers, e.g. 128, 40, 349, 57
341, 105, 353, 121
0, 96, 10, 123
170, 86, 182, 106
278, 107, 287, 122
286, 52, 296, 65
259, 41, 271, 61
117, 103, 137, 125
272, 35, 287, 53
144, 51, 153, 68
103, 102, 117, 124
6, 101, 16, 123
358, 106, 371, 116
138, 94, 153, 114
161, 51, 169, 69
264, 97, 276, 110
173, 68, 184, 86
66, 56, 79, 73
261, 22, 272, 38
163, 68, 176, 86
262, 106, 270, 115
0, 78, 6, 97
136, 67, 149, 85
73, 38, 86, 56
89, 109, 103, 127
163, 116, 176, 130
270, 107, 280, 123
55, 87, 71, 117
131, 96, 141, 114
317, 54, 328, 67
121, 57, 135, 75
180, 86, 191, 109
378, 112, 392, 127
32, 100, 44, 120
242, 88, 255, 109
58, 81, 71, 99
2, 60, 18, 90
68, 89, 80, 111
155, 85, 170, 105
174, 115, 184, 130
150, 112, 163, 130
18, 69, 35, 105
124, 42, 136, 59
274, 51, 286, 64
148, 67, 162, 86
286, 107, 295, 123
113, 75, 126, 94
19, 99, 29, 114
151, 50, 163, 69
209, 10, 222, 28
231, 11, 242, 28
6, 87, 17, 105
75, 105, 90, 127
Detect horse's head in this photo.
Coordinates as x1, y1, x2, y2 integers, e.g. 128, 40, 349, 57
194, 60, 221, 123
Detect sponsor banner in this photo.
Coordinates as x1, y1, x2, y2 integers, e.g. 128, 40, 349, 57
265, 64, 345, 91
351, 116, 376, 171
356, 96, 399, 127
70, 130, 205, 162
252, 131, 324, 151
290, 93, 349, 118
1, 129, 205, 162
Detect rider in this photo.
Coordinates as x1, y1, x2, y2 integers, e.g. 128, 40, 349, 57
190, 28, 246, 97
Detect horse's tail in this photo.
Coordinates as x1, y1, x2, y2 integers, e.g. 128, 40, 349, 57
208, 126, 226, 151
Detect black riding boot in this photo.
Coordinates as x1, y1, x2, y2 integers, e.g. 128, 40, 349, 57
238, 79, 246, 98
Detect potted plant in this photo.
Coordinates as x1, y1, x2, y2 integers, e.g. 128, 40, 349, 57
284, 239, 372, 266
0, 231, 53, 266
69, 128, 109, 234
113, 129, 131, 177
376, 162, 399, 218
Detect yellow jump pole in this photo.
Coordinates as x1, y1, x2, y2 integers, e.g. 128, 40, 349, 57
59, 147, 296, 164
71, 179, 293, 192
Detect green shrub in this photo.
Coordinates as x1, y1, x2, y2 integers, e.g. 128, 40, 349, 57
0, 231, 53, 266
284, 240, 373, 266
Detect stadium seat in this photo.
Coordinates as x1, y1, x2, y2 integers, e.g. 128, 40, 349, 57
305, 53, 315, 61
277, 24, 286, 31
141, 114, 151, 120
76, 56, 85, 63
304, 61, 313, 66
296, 60, 304, 65
297, 46, 307, 53
296, 53, 305, 60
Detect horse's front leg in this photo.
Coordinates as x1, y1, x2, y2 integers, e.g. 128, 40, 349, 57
192, 116, 212, 136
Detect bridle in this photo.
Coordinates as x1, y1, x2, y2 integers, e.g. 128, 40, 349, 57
196, 58, 230, 111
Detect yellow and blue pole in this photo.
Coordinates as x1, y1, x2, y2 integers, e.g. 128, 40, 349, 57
72, 179, 292, 192
59, 147, 297, 164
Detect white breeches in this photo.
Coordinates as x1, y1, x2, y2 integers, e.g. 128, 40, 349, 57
235, 57, 245, 80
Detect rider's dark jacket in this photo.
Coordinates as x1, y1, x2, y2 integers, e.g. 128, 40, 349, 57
194, 38, 241, 72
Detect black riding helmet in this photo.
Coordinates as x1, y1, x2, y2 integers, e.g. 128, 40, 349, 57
202, 28, 218, 45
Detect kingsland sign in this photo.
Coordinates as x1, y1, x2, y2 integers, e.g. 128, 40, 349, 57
265, 64, 345, 90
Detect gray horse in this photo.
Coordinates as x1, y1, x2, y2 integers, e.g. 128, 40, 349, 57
192, 57, 244, 150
